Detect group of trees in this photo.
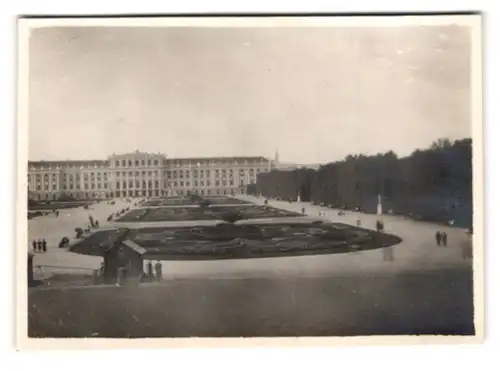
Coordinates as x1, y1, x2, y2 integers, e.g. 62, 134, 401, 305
252, 138, 472, 228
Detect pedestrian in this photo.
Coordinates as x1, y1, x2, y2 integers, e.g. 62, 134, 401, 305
147, 260, 154, 279
95, 220, 99, 228
32, 240, 36, 252
435, 231, 442, 246
36, 239, 42, 252
154, 261, 163, 282
41, 239, 47, 253
301, 207, 306, 214
442, 232, 448, 247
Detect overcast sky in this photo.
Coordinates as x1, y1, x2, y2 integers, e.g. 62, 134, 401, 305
28, 24, 471, 163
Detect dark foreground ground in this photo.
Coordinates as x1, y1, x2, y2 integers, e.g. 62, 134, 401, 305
28, 267, 474, 338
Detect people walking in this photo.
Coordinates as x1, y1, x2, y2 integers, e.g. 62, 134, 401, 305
435, 231, 442, 246
147, 260, 154, 279
36, 239, 42, 252
154, 261, 163, 282
442, 231, 448, 247
41, 239, 47, 253
32, 240, 37, 252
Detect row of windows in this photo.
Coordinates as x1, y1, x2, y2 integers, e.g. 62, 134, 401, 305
31, 173, 108, 181
33, 183, 109, 191
116, 181, 160, 189
114, 159, 160, 167
29, 158, 269, 171
29, 163, 106, 171
29, 168, 265, 179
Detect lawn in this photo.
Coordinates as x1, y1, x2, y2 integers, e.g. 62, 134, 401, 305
115, 205, 301, 222
141, 197, 251, 207
69, 222, 402, 260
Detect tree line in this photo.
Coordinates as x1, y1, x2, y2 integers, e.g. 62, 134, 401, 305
252, 138, 472, 228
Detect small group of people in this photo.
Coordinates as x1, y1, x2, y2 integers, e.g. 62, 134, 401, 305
58, 236, 70, 248
88, 215, 99, 229
435, 231, 449, 246
32, 239, 47, 253
144, 260, 163, 282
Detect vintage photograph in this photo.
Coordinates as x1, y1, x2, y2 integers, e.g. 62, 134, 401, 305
17, 15, 482, 346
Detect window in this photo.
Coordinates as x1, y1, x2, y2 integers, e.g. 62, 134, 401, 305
128, 160, 132, 167
136, 181, 140, 188
186, 181, 190, 187
154, 160, 158, 166
122, 160, 126, 167
180, 181, 184, 187
135, 160, 139, 166
141, 160, 145, 166
216, 181, 220, 186
148, 160, 151, 166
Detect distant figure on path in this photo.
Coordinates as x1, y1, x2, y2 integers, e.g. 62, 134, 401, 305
41, 239, 47, 252
435, 231, 442, 246
154, 261, 163, 282
36, 239, 42, 252
301, 207, 306, 214
95, 220, 99, 228
147, 261, 154, 279
442, 232, 448, 247
32, 240, 36, 252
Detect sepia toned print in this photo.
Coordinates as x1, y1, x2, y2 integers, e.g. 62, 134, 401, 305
17, 15, 483, 348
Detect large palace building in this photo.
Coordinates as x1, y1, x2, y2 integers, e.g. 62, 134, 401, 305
27, 151, 278, 200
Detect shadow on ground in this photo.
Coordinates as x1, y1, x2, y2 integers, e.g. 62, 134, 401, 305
28, 267, 474, 338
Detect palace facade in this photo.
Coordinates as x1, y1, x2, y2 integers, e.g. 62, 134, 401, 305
27, 151, 277, 200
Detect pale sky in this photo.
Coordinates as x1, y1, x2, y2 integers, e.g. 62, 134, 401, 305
28, 25, 471, 163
